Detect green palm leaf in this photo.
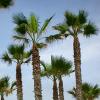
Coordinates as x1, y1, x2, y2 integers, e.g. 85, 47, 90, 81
39, 16, 53, 34
2, 52, 12, 64
13, 35, 29, 44
27, 14, 39, 33
84, 22, 97, 37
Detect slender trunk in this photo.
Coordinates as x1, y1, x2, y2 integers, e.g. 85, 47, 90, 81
73, 36, 82, 100
58, 76, 64, 100
53, 76, 58, 100
16, 63, 23, 100
32, 44, 42, 100
1, 94, 4, 100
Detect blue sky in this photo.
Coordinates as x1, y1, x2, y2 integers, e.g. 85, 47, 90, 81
0, 0, 100, 100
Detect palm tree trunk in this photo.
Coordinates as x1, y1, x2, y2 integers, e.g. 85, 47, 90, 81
1, 94, 4, 100
32, 44, 42, 100
58, 76, 64, 100
73, 36, 82, 100
16, 63, 23, 100
88, 97, 93, 100
53, 76, 58, 100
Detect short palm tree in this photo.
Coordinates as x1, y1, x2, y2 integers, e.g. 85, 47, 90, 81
2, 45, 31, 100
13, 13, 53, 100
0, 0, 13, 9
41, 56, 73, 100
41, 62, 58, 100
68, 83, 100, 100
46, 10, 97, 100
0, 76, 16, 100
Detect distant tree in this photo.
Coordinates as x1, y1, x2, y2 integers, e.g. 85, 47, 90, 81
0, 76, 16, 100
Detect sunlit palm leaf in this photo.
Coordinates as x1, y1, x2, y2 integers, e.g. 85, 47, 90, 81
27, 14, 39, 33
39, 16, 53, 34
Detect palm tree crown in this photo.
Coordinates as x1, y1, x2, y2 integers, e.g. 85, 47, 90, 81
13, 13, 53, 48
2, 44, 31, 64
0, 76, 16, 100
41, 56, 73, 78
46, 10, 97, 42
68, 83, 100, 100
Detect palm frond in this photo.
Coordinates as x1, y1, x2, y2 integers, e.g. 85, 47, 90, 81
39, 16, 53, 34
68, 88, 76, 97
13, 13, 27, 35
0, 0, 13, 8
2, 52, 12, 64
27, 14, 39, 33
83, 22, 97, 37
23, 50, 32, 63
11, 81, 16, 90
36, 43, 47, 49
53, 23, 68, 33
78, 10, 88, 25
7, 45, 25, 61
23, 49, 32, 59
64, 11, 77, 26
13, 35, 29, 44
13, 13, 27, 25
40, 61, 47, 71
46, 33, 65, 43
8, 45, 23, 55
14, 23, 27, 35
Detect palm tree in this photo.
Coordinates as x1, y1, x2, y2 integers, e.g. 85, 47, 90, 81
0, 0, 13, 9
2, 45, 31, 100
13, 13, 53, 100
41, 56, 73, 100
68, 83, 100, 100
0, 76, 16, 100
46, 10, 97, 100
41, 62, 58, 100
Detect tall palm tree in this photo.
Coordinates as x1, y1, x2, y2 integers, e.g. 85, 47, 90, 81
41, 56, 73, 100
68, 83, 100, 100
0, 76, 16, 100
46, 10, 97, 100
0, 0, 13, 9
2, 45, 31, 100
13, 13, 53, 100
